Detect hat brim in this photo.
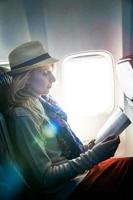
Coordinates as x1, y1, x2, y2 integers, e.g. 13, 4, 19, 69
9, 57, 58, 75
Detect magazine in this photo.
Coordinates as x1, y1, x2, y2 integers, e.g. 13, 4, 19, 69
95, 107, 131, 144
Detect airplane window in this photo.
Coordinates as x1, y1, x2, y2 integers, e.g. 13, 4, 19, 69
59, 51, 115, 142
62, 52, 114, 116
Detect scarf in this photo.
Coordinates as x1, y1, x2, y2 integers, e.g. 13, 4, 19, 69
39, 96, 84, 159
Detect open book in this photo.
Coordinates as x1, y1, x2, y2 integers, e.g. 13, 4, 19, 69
95, 107, 131, 144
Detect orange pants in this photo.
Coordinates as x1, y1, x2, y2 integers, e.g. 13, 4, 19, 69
69, 157, 133, 200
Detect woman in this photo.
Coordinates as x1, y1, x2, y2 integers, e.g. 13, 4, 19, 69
6, 41, 133, 200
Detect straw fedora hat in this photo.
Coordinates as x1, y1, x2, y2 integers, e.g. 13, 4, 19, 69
8, 41, 58, 75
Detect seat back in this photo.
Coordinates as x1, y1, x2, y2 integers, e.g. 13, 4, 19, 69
0, 112, 14, 159
0, 111, 35, 199
0, 73, 14, 161
0, 72, 14, 154
0, 73, 33, 199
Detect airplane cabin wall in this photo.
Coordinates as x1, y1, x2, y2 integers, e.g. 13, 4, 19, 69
44, 0, 122, 61
0, 0, 48, 60
0, 0, 122, 60
122, 0, 133, 156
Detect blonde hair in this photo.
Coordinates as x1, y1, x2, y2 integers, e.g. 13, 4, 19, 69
9, 69, 48, 129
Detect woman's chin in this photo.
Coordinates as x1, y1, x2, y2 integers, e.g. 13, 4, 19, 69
42, 90, 49, 95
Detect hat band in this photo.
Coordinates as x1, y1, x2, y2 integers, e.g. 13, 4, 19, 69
12, 53, 51, 70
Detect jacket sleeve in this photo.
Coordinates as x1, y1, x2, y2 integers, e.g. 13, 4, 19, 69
10, 115, 111, 189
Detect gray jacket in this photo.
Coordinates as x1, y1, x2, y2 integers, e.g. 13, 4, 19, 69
7, 106, 112, 198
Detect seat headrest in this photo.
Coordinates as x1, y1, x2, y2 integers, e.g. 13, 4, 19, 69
0, 73, 12, 112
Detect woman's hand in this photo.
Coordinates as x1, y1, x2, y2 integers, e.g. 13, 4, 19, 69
92, 135, 120, 161
101, 135, 120, 155
88, 139, 96, 149
84, 139, 96, 151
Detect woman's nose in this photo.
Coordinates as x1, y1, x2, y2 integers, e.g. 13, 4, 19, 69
49, 73, 56, 82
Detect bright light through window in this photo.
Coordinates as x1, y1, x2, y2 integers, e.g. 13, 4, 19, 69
62, 52, 114, 117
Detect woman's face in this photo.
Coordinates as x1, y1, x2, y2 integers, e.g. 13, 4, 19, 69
27, 64, 56, 97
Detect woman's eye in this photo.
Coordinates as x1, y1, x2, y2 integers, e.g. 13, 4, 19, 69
43, 71, 49, 76
43, 71, 52, 76
43, 72, 47, 76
